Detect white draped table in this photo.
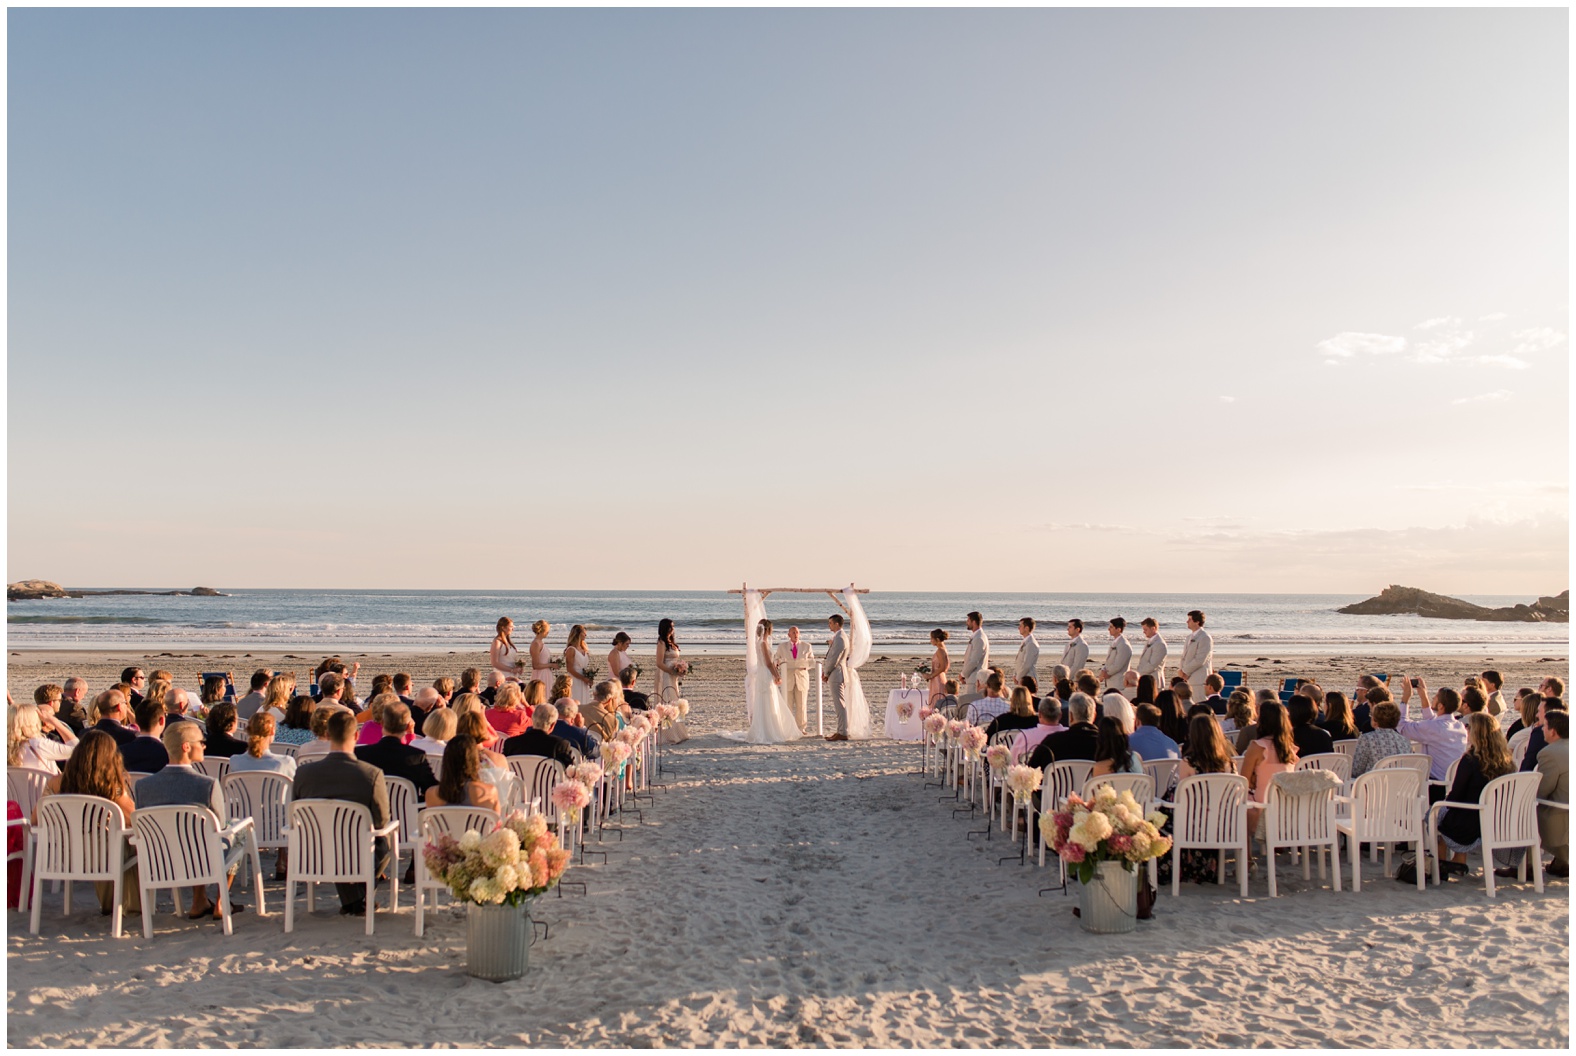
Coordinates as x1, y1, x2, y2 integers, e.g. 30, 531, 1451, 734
885, 687, 927, 741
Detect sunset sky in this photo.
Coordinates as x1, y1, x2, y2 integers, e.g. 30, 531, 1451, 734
8, 8, 1568, 595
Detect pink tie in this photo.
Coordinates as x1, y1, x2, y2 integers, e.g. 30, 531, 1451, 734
792, 644, 798, 659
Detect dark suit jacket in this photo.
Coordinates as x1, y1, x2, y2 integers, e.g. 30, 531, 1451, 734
292, 751, 390, 827
502, 728, 578, 768
94, 717, 138, 747
1352, 703, 1374, 734
1521, 726, 1549, 773
1027, 723, 1099, 770
1292, 723, 1335, 758
355, 736, 437, 794
551, 721, 598, 760
206, 732, 250, 758
1204, 694, 1228, 715
623, 689, 650, 712
121, 734, 169, 774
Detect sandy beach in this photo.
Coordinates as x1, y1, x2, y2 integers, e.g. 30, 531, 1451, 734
6, 647, 1571, 1047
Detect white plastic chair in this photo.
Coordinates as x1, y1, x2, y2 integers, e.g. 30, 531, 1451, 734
1331, 739, 1358, 759
1374, 754, 1432, 779
282, 799, 399, 936
29, 795, 139, 938
384, 776, 421, 906
1081, 772, 1155, 807
1162, 773, 1250, 897
1335, 769, 1425, 891
1295, 753, 1353, 789
1035, 760, 1094, 867
7, 767, 54, 913
129, 805, 264, 937
272, 743, 300, 759
193, 757, 230, 782
222, 771, 292, 881
1261, 772, 1341, 897
1141, 758, 1180, 800
511, 756, 571, 839
425, 752, 446, 784
125, 772, 153, 792
1428, 772, 1544, 897
413, 806, 498, 937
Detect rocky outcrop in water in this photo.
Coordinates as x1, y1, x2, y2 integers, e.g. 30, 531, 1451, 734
1338, 585, 1568, 623
7, 580, 69, 600
7, 582, 228, 600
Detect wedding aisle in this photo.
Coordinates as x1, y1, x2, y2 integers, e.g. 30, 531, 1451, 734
7, 732, 1568, 1047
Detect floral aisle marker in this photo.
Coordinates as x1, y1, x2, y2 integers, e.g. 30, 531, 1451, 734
1042, 784, 1172, 934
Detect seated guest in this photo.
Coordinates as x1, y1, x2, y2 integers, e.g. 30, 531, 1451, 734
1398, 679, 1469, 798
967, 673, 1011, 726
1518, 697, 1562, 774
930, 679, 959, 721
1075, 672, 1101, 702
32, 684, 64, 734
91, 689, 138, 747
355, 702, 437, 795
7, 703, 77, 774
1133, 674, 1157, 707
523, 679, 550, 718
1090, 716, 1143, 777
485, 683, 533, 740
410, 707, 457, 758
983, 687, 1038, 739
235, 670, 271, 720
121, 666, 147, 709
580, 682, 621, 742
1241, 701, 1298, 833
260, 673, 296, 724
1201, 673, 1228, 715
59, 677, 91, 735
1178, 713, 1234, 782
1102, 692, 1136, 734
392, 672, 415, 708
1460, 685, 1490, 719
1319, 692, 1360, 743
1010, 696, 1065, 765
410, 685, 444, 733
1506, 691, 1540, 743
133, 720, 240, 919
425, 735, 501, 812
452, 692, 502, 747
1350, 676, 1383, 733
1288, 695, 1335, 758
357, 675, 394, 718
1434, 713, 1515, 879
1026, 692, 1099, 770
480, 670, 505, 707
1019, 675, 1041, 708
1172, 681, 1195, 717
1154, 689, 1188, 745
456, 710, 509, 769
619, 667, 650, 712
433, 676, 456, 708
456, 668, 483, 705
502, 702, 578, 768
295, 704, 351, 765
41, 731, 140, 915
204, 703, 249, 758
1128, 704, 1180, 762
200, 675, 229, 711
291, 710, 391, 916
1535, 710, 1568, 877
229, 713, 298, 778
552, 699, 600, 760
274, 694, 317, 747
163, 686, 202, 733
356, 693, 402, 746
1223, 690, 1253, 738
122, 697, 171, 774
1350, 701, 1412, 777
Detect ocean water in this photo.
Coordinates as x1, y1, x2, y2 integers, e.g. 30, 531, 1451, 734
5, 589, 1567, 656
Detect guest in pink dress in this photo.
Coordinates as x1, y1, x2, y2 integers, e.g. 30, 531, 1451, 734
1239, 701, 1299, 835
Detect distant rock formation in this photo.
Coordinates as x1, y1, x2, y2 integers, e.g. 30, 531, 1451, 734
1338, 585, 1569, 623
7, 579, 69, 600
7, 581, 228, 600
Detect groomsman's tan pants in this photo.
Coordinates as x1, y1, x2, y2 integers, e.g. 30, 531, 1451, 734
784, 675, 809, 732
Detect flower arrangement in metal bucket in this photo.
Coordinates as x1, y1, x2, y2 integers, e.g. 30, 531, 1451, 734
1041, 784, 1172, 883
422, 811, 572, 906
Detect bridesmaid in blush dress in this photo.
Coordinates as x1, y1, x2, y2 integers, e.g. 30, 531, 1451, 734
529, 620, 554, 686
927, 628, 951, 706
564, 624, 593, 706
655, 618, 690, 743
607, 632, 633, 687
489, 617, 522, 682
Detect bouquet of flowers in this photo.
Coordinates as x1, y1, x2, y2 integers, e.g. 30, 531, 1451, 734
914, 661, 932, 677
1041, 785, 1172, 883
896, 700, 915, 722
985, 744, 1012, 774
959, 726, 987, 759
1005, 764, 1043, 800
421, 811, 572, 906
551, 779, 592, 815
922, 713, 948, 737
580, 663, 600, 685
944, 719, 967, 742
565, 762, 604, 789
678, 661, 695, 680
919, 704, 935, 720
676, 698, 690, 718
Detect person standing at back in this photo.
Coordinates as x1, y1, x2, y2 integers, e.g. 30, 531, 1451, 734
1060, 620, 1089, 676
1097, 618, 1132, 697
291, 709, 391, 916
957, 613, 989, 707
1013, 618, 1040, 689
1135, 619, 1168, 692
1178, 610, 1213, 702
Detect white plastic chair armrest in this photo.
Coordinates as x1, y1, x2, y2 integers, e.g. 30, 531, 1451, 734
1427, 800, 1479, 825
371, 820, 400, 839
220, 817, 256, 840
1537, 799, 1569, 811
1155, 799, 1176, 810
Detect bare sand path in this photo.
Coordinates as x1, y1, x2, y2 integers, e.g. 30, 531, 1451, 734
7, 731, 1570, 1047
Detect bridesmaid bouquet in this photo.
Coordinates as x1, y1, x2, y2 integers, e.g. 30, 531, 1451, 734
581, 663, 600, 685
677, 661, 695, 680
914, 661, 932, 676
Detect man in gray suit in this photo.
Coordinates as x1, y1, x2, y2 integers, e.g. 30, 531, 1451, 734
292, 709, 392, 914
1060, 619, 1090, 674
822, 614, 850, 741
134, 719, 238, 919
1535, 711, 1568, 877
1098, 617, 1134, 696
1014, 618, 1041, 688
958, 612, 989, 707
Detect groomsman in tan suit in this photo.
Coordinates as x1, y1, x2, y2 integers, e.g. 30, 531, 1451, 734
1135, 618, 1169, 690
1179, 610, 1214, 701
1097, 617, 1133, 695
1014, 618, 1041, 687
773, 626, 815, 733
1060, 619, 1090, 674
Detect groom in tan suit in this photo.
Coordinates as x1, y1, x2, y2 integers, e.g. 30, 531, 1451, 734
773, 626, 815, 733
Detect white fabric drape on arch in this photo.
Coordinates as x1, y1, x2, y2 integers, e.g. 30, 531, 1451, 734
742, 589, 765, 726
843, 586, 873, 740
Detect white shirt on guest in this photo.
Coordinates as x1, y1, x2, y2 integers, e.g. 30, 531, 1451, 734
16, 736, 75, 775
968, 695, 1009, 725
228, 750, 297, 779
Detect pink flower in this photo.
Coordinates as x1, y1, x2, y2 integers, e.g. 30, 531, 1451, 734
1060, 842, 1087, 864
1053, 811, 1075, 830
1107, 833, 1133, 853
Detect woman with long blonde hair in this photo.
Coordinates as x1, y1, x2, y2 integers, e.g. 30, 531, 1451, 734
262, 673, 296, 723
8, 703, 77, 773
564, 624, 593, 706
490, 617, 523, 681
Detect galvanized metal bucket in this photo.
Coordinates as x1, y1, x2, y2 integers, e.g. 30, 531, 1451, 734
466, 901, 531, 981
1077, 860, 1138, 934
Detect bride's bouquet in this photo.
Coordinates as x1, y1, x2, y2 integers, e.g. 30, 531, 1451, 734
895, 700, 915, 722
421, 811, 571, 906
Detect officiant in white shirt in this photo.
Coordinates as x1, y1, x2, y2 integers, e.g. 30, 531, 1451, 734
1014, 617, 1040, 686
773, 626, 815, 733
1060, 619, 1090, 674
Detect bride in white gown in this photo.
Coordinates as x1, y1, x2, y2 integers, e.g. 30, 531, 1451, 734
724, 592, 803, 745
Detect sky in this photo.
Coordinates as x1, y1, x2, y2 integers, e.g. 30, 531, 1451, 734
7, 8, 1569, 595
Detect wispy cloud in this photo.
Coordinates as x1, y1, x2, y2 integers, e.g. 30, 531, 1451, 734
1316, 316, 1561, 369
1471, 354, 1529, 370
1037, 522, 1136, 533
1478, 312, 1509, 322
1218, 395, 1236, 404
1316, 331, 1407, 365
1451, 389, 1512, 405
1510, 327, 1566, 357
1416, 316, 1462, 331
